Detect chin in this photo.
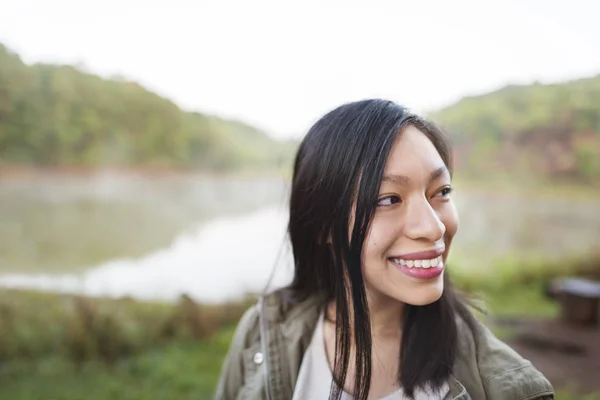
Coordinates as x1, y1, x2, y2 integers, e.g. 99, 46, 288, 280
400, 287, 444, 306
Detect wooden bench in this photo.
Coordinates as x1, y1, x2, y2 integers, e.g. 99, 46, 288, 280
547, 277, 600, 327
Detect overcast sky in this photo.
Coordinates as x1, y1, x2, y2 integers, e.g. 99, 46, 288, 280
1, 0, 599, 138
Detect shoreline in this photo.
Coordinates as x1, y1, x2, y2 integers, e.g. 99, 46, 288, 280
0, 164, 290, 182
1, 165, 596, 199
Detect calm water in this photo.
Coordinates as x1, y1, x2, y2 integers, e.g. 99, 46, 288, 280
0, 174, 598, 303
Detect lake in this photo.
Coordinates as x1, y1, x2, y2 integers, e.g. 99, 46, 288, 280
0, 174, 598, 303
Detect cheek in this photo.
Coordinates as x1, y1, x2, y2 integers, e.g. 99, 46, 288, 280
441, 202, 459, 257
364, 217, 400, 259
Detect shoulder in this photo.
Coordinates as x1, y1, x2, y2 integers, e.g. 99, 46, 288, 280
214, 290, 322, 399
232, 302, 261, 347
224, 289, 322, 355
213, 303, 260, 400
454, 315, 555, 399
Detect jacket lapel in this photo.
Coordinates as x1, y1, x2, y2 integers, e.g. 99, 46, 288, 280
262, 292, 472, 400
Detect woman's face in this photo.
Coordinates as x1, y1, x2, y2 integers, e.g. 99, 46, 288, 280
362, 125, 458, 306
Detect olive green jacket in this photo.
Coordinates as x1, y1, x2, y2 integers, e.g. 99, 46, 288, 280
215, 291, 554, 400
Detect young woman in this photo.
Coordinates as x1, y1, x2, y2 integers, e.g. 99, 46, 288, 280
215, 100, 554, 400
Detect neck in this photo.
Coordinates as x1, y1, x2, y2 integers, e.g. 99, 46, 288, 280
366, 288, 404, 338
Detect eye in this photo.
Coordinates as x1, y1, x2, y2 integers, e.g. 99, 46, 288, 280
434, 186, 453, 199
377, 195, 401, 207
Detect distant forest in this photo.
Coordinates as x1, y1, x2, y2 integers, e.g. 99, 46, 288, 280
0, 43, 296, 172
431, 75, 600, 182
1, 42, 599, 181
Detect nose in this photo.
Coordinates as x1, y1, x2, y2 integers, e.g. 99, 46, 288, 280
404, 197, 445, 242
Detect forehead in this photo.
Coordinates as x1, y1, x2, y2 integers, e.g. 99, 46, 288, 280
384, 125, 446, 179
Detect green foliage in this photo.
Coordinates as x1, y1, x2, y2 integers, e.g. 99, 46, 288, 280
451, 251, 600, 297
0, 333, 235, 399
575, 145, 600, 179
0, 43, 297, 171
556, 388, 600, 400
0, 252, 599, 399
0, 289, 248, 399
0, 289, 254, 364
430, 76, 600, 182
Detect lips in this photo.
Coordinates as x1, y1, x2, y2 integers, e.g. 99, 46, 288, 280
390, 248, 445, 262
388, 247, 445, 280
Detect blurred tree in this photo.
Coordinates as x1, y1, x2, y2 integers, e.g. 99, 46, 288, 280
0, 43, 297, 172
430, 75, 600, 182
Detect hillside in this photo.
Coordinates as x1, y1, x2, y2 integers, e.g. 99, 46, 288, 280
2, 42, 598, 181
0, 43, 296, 172
430, 75, 600, 182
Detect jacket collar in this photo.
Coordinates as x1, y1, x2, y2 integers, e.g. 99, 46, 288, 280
259, 291, 472, 400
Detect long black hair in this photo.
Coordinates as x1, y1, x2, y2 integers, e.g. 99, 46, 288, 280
286, 99, 478, 399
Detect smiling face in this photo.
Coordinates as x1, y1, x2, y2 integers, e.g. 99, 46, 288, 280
362, 124, 459, 307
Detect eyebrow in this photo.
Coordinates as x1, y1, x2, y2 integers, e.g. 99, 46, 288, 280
382, 166, 449, 185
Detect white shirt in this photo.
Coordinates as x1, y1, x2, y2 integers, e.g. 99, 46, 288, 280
292, 311, 451, 400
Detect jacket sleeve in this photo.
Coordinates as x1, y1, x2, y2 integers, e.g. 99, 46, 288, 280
214, 305, 260, 400
454, 316, 555, 400
470, 321, 555, 400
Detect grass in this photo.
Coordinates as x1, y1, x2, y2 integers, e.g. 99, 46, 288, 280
0, 289, 251, 399
452, 250, 600, 296
0, 289, 254, 364
0, 252, 598, 399
556, 389, 600, 400
0, 329, 235, 400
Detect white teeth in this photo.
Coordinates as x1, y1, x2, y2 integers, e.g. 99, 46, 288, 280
392, 256, 442, 269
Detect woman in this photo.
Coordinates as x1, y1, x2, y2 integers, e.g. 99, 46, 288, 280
215, 100, 554, 400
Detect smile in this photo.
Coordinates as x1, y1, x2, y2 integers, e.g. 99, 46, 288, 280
390, 256, 442, 269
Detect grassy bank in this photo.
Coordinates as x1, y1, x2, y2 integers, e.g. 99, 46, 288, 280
0, 329, 235, 399
0, 253, 598, 399
0, 289, 254, 399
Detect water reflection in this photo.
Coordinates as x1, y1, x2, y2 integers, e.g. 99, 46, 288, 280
0, 206, 293, 303
0, 174, 288, 272
0, 176, 598, 302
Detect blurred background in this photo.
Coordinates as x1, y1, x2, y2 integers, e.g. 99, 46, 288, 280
0, 0, 599, 399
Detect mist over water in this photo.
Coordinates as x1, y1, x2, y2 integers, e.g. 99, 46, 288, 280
0, 175, 598, 303
0, 206, 293, 303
